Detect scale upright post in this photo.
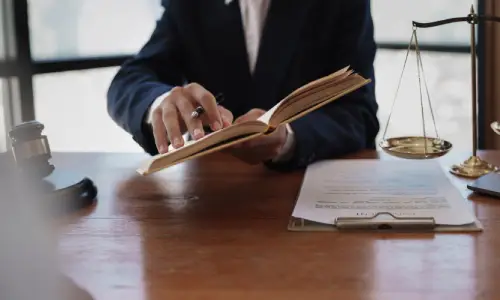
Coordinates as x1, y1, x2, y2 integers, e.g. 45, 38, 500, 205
449, 5, 498, 178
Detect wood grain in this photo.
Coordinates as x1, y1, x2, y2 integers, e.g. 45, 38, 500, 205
53, 150, 500, 300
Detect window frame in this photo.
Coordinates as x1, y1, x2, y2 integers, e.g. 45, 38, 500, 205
0, 0, 490, 150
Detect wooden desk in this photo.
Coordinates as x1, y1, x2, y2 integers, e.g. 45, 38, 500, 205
53, 150, 500, 300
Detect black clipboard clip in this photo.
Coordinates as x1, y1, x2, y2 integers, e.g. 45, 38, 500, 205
334, 212, 435, 231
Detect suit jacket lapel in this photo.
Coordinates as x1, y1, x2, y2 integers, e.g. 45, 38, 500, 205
252, 0, 315, 109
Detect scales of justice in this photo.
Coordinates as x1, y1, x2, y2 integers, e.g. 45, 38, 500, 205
380, 5, 500, 178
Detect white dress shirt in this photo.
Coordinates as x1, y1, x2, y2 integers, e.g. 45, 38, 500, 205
147, 0, 295, 161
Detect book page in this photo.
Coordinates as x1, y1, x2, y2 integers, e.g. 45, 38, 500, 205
292, 159, 476, 226
257, 67, 354, 126
270, 75, 368, 126
257, 99, 285, 125
284, 66, 350, 100
137, 121, 268, 175
136, 67, 366, 175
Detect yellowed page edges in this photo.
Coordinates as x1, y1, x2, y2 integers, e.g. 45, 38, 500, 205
136, 132, 264, 175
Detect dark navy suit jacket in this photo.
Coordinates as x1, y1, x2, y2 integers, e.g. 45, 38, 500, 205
107, 0, 379, 170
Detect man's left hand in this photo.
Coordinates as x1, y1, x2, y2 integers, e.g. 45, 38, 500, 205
225, 109, 288, 165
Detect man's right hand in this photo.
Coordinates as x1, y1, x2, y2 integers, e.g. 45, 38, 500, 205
151, 83, 233, 154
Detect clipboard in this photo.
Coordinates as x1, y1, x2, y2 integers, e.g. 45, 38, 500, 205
287, 212, 483, 233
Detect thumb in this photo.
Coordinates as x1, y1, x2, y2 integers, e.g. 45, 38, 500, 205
235, 108, 266, 124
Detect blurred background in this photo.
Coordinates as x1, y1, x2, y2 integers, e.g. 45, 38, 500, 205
0, 0, 484, 154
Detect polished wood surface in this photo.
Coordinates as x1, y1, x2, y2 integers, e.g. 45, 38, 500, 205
53, 150, 500, 300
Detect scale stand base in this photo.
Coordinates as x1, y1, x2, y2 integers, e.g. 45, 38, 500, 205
449, 155, 499, 178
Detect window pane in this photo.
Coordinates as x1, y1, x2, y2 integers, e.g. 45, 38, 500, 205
0, 79, 7, 152
0, 0, 6, 60
372, 0, 477, 45
28, 0, 163, 60
33, 67, 143, 152
0, 0, 15, 61
375, 49, 472, 152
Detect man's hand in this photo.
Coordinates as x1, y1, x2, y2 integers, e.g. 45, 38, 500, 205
225, 109, 289, 165
151, 83, 233, 153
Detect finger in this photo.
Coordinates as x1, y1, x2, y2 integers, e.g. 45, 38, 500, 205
234, 108, 266, 124
218, 106, 233, 127
162, 101, 184, 149
237, 138, 262, 149
175, 91, 204, 140
232, 134, 280, 154
199, 105, 233, 128
185, 83, 222, 131
151, 109, 169, 153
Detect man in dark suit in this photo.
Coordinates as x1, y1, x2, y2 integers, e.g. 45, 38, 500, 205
107, 0, 379, 170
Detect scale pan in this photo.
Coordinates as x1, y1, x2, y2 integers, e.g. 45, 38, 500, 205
491, 121, 500, 135
379, 136, 452, 159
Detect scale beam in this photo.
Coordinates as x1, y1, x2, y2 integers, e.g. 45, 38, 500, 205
412, 17, 469, 28
412, 14, 500, 28
380, 5, 500, 178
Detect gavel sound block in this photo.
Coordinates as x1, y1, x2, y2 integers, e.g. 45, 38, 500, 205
8, 121, 98, 215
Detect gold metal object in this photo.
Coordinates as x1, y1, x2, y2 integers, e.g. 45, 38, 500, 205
380, 136, 452, 159
450, 156, 498, 178
380, 5, 500, 178
449, 6, 497, 178
379, 26, 452, 159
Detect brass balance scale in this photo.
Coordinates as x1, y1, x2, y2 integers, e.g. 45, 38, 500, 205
379, 5, 500, 178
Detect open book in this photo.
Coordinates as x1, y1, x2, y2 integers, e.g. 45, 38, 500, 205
137, 67, 371, 175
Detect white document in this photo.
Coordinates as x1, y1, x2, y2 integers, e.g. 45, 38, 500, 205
292, 159, 477, 226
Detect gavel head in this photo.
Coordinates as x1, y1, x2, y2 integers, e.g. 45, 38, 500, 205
8, 121, 54, 179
